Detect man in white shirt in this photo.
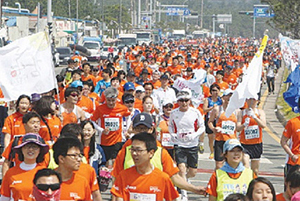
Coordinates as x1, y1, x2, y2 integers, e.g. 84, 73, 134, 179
169, 88, 205, 201
153, 74, 177, 114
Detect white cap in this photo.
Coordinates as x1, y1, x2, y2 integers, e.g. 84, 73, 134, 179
135, 86, 145, 93
223, 88, 233, 97
177, 88, 192, 101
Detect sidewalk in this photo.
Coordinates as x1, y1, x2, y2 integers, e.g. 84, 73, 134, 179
261, 65, 286, 138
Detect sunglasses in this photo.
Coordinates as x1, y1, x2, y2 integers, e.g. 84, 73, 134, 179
36, 183, 60, 191
70, 93, 79, 97
92, 69, 99, 72
124, 100, 134, 104
211, 89, 218, 92
179, 99, 190, 102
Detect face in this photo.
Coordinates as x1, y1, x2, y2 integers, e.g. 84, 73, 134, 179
18, 98, 30, 114
130, 140, 154, 167
163, 104, 173, 116
24, 117, 41, 133
152, 73, 160, 81
50, 101, 56, 112
83, 65, 91, 74
83, 122, 95, 141
178, 98, 190, 112
160, 78, 169, 86
124, 99, 134, 111
211, 87, 220, 97
21, 143, 40, 161
132, 125, 153, 134
106, 97, 117, 109
246, 98, 257, 109
127, 76, 136, 83
61, 147, 82, 171
111, 80, 120, 88
67, 92, 79, 104
36, 175, 60, 195
252, 182, 273, 201
143, 98, 153, 112
102, 72, 109, 79
72, 73, 81, 81
135, 91, 145, 100
82, 85, 90, 97
144, 85, 153, 96
222, 94, 232, 102
92, 69, 99, 76
224, 147, 243, 165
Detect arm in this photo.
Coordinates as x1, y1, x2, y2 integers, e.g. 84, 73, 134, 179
3, 133, 11, 148
203, 98, 214, 113
170, 173, 206, 195
236, 110, 244, 132
208, 108, 218, 133
281, 135, 298, 162
254, 109, 266, 129
2, 159, 10, 178
92, 190, 102, 201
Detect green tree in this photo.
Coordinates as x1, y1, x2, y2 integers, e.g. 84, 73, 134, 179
261, 0, 300, 38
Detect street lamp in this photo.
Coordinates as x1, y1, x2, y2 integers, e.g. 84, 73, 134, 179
182, 0, 188, 22
15, 2, 21, 13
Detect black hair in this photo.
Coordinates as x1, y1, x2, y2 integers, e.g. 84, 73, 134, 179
210, 83, 221, 93
80, 120, 96, 158
33, 96, 56, 117
143, 82, 154, 90
117, 70, 126, 77
60, 123, 84, 141
16, 94, 31, 111
142, 95, 153, 104
131, 132, 157, 152
286, 165, 300, 188
82, 62, 91, 68
53, 137, 83, 165
216, 70, 224, 77
64, 87, 79, 99
71, 69, 82, 76
102, 68, 112, 77
22, 111, 41, 124
56, 75, 64, 83
82, 79, 95, 92
111, 76, 121, 83
33, 168, 62, 184
224, 193, 248, 201
246, 177, 276, 201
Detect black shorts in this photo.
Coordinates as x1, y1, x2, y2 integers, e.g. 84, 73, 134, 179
101, 142, 123, 160
214, 140, 225, 161
205, 115, 215, 134
175, 146, 198, 168
242, 143, 263, 159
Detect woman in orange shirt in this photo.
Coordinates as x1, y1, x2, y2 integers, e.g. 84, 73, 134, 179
0, 133, 49, 201
33, 96, 62, 144
237, 98, 266, 176
2, 94, 31, 148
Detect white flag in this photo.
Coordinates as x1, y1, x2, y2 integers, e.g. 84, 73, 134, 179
0, 32, 56, 101
279, 33, 300, 71
225, 35, 268, 117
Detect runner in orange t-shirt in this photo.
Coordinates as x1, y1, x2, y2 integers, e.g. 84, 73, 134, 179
111, 133, 179, 201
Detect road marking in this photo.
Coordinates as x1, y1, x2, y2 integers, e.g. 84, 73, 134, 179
198, 153, 273, 164
259, 89, 281, 143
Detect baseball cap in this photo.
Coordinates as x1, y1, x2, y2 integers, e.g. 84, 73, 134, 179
223, 139, 244, 153
186, 67, 193, 72
67, 59, 75, 64
163, 99, 173, 107
123, 93, 135, 102
136, 86, 145, 93
31, 93, 41, 102
160, 74, 169, 80
177, 88, 192, 101
124, 82, 136, 91
226, 65, 233, 69
132, 113, 153, 128
70, 80, 83, 88
223, 88, 233, 97
127, 71, 136, 77
14, 133, 49, 156
141, 69, 149, 75
104, 87, 118, 98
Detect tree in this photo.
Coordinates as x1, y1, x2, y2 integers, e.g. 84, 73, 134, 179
261, 0, 300, 38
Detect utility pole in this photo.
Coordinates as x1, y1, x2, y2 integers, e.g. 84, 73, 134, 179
200, 0, 203, 28
76, 0, 79, 44
68, 0, 71, 18
47, 0, 53, 35
37, 2, 41, 32
138, 0, 141, 28
119, 0, 122, 34
0, 0, 2, 27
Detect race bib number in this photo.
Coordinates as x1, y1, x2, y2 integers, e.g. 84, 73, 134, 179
245, 125, 259, 139
129, 193, 156, 201
221, 121, 236, 135
104, 118, 120, 131
161, 133, 174, 147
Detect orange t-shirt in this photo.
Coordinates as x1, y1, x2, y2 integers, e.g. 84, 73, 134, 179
111, 167, 179, 201
111, 139, 178, 178
157, 119, 174, 150
60, 172, 92, 201
1, 165, 45, 200
2, 112, 26, 138
276, 193, 287, 201
39, 115, 62, 142
134, 98, 143, 112
283, 116, 300, 165
167, 65, 182, 75
239, 111, 263, 145
206, 170, 257, 197
77, 95, 94, 114
149, 80, 161, 89
76, 162, 99, 192
214, 81, 229, 91
91, 103, 130, 146
223, 73, 238, 86
81, 74, 95, 82
215, 112, 237, 141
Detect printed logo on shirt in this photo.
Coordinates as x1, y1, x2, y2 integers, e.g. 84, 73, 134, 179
126, 185, 137, 190
70, 192, 81, 199
12, 180, 22, 185
296, 129, 300, 133
150, 186, 161, 193
14, 125, 20, 127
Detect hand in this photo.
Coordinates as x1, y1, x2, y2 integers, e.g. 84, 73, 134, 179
103, 127, 110, 135
291, 154, 299, 163
247, 109, 256, 119
193, 186, 207, 196
215, 127, 222, 133
243, 118, 250, 127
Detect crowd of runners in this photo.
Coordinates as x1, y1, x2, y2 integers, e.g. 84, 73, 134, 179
0, 36, 300, 201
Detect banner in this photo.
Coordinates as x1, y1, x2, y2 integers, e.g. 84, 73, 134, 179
173, 69, 207, 107
283, 65, 300, 113
279, 33, 300, 71
0, 32, 56, 101
225, 35, 268, 117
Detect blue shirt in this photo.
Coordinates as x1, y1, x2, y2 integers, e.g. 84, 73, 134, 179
94, 79, 111, 96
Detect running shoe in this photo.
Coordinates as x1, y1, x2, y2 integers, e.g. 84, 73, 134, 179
209, 153, 214, 160
199, 145, 204, 154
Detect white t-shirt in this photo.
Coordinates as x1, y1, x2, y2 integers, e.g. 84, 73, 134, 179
153, 87, 177, 114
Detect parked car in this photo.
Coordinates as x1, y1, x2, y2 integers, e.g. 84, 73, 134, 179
83, 41, 101, 61
56, 47, 73, 65
100, 46, 118, 59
